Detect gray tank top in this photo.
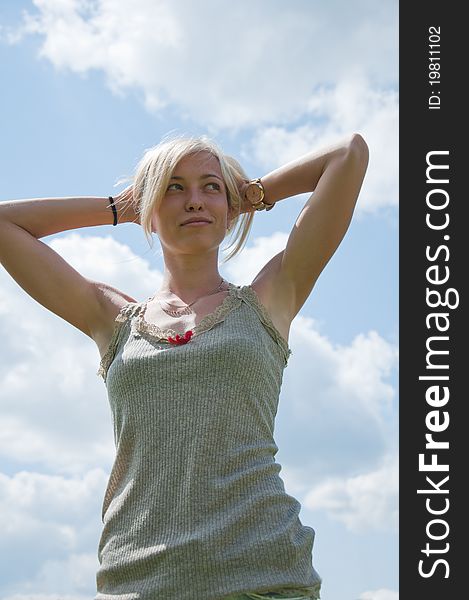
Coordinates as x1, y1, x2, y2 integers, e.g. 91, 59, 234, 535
95, 282, 321, 600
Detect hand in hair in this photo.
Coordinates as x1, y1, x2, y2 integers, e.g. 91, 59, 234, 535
114, 185, 141, 225
237, 180, 258, 215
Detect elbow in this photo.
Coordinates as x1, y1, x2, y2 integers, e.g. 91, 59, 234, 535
347, 133, 369, 169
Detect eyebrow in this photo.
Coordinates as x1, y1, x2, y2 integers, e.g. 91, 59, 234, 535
170, 174, 224, 181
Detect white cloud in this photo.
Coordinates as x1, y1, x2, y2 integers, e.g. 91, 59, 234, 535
275, 313, 398, 490
0, 470, 104, 597
337, 329, 398, 422
1, 1, 398, 591
0, 469, 107, 525
223, 231, 289, 284
49, 232, 162, 299
14, 553, 97, 597
1, 595, 89, 600
225, 231, 398, 521
3, 2, 398, 217
246, 74, 399, 213
6, 0, 397, 129
1, 230, 397, 482
304, 454, 398, 532
359, 589, 399, 600
0, 231, 397, 593
0, 234, 162, 475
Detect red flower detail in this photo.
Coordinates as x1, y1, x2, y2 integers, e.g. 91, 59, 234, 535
167, 330, 194, 345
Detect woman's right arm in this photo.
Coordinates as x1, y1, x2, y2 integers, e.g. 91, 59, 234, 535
0, 192, 138, 342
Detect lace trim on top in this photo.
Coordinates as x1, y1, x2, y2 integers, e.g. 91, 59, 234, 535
96, 302, 142, 380
134, 281, 241, 341
234, 285, 292, 364
97, 282, 292, 380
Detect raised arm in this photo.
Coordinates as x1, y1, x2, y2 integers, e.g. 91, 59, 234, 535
0, 190, 138, 342
250, 133, 369, 322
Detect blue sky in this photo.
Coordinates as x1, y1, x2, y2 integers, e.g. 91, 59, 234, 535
0, 2, 398, 599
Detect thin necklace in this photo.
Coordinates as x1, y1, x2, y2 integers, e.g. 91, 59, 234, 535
155, 277, 228, 317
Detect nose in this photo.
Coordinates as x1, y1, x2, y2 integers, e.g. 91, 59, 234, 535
185, 187, 205, 210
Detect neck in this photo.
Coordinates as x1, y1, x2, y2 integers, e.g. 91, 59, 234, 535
158, 248, 226, 302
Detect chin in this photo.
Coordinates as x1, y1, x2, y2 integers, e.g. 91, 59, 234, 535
165, 238, 224, 255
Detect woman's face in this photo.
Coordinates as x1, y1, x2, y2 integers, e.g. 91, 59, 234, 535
151, 151, 232, 256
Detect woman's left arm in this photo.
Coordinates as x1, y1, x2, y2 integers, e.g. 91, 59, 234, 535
251, 133, 369, 320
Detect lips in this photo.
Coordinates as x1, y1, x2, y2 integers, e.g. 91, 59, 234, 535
181, 218, 212, 226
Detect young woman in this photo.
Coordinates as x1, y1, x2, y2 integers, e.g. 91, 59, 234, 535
0, 133, 368, 600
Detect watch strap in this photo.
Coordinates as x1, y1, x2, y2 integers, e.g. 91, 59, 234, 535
252, 200, 276, 211
249, 178, 275, 211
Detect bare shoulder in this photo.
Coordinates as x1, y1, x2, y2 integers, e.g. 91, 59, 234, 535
88, 281, 138, 358
250, 250, 296, 346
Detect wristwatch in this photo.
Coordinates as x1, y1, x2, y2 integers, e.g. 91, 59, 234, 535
245, 178, 275, 211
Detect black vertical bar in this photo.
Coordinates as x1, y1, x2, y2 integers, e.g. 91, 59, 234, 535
400, 2, 465, 597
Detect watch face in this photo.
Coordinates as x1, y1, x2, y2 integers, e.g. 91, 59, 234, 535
247, 183, 262, 204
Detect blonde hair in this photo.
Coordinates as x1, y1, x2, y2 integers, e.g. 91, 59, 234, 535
129, 134, 255, 263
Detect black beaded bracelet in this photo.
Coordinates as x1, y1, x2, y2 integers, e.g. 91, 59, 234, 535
108, 196, 118, 226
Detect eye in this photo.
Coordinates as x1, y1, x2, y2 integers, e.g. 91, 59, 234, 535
205, 182, 221, 191
167, 182, 183, 192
